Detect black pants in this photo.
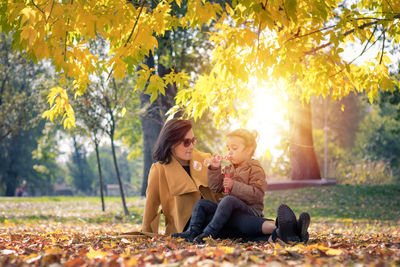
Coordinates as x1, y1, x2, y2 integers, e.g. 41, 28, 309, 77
188, 196, 272, 241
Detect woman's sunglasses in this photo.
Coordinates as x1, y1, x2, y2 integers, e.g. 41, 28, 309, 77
182, 137, 197, 147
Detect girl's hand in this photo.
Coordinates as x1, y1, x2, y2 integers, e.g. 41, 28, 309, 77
223, 177, 234, 190
210, 154, 222, 168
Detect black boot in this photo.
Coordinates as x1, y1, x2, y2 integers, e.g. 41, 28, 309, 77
297, 212, 310, 243
171, 229, 200, 242
276, 204, 300, 243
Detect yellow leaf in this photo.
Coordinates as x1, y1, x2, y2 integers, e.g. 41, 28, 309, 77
249, 255, 259, 262
126, 256, 137, 265
263, 149, 271, 161
326, 248, 342, 256
20, 7, 36, 25
219, 246, 234, 254
120, 237, 130, 244
24, 253, 40, 262
121, 107, 127, 117
86, 247, 108, 259
45, 247, 63, 254
20, 25, 36, 46
121, 248, 131, 258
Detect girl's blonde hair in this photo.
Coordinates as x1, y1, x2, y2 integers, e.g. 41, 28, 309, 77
227, 129, 258, 156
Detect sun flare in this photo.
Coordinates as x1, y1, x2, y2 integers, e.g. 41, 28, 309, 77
245, 82, 288, 159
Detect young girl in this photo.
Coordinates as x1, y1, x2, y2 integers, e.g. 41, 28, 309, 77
173, 129, 268, 242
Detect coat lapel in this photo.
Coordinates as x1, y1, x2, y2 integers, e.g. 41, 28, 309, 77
164, 149, 210, 196
190, 150, 209, 188
164, 156, 198, 196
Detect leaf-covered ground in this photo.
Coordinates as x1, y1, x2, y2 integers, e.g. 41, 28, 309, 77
1, 184, 400, 266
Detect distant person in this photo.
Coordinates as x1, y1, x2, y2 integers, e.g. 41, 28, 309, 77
16, 187, 24, 197
16, 180, 27, 197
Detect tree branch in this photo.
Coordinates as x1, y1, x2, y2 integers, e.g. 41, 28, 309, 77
107, 1, 145, 81
384, 0, 394, 13
0, 129, 12, 142
31, 0, 55, 23
124, 0, 146, 47
286, 17, 379, 44
304, 43, 332, 55
380, 29, 386, 64
46, 0, 56, 23
64, 0, 74, 62
361, 25, 377, 55
31, 0, 46, 18
328, 29, 386, 78
0, 73, 7, 106
304, 14, 400, 55
261, 0, 268, 10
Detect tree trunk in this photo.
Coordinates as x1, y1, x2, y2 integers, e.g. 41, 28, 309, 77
140, 53, 160, 196
140, 93, 163, 196
5, 170, 17, 196
95, 141, 105, 211
289, 100, 321, 180
139, 54, 178, 196
110, 134, 129, 215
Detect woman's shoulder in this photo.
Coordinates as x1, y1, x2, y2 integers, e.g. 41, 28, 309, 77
150, 161, 165, 172
193, 149, 211, 159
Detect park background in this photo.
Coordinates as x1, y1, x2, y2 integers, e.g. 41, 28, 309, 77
1, 0, 400, 265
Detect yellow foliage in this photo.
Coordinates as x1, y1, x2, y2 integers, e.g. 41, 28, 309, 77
4, 0, 400, 127
42, 87, 76, 129
86, 247, 109, 259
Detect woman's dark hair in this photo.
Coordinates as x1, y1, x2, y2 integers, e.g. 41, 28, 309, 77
152, 119, 193, 164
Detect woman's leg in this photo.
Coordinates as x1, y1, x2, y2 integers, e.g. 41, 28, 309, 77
172, 199, 217, 241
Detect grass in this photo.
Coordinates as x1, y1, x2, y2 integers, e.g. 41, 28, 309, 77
1, 184, 399, 224
263, 184, 400, 222
0, 196, 146, 224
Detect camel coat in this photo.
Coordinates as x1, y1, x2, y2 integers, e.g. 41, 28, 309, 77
142, 149, 220, 235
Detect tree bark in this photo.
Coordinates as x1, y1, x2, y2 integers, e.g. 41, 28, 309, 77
289, 100, 321, 180
95, 140, 105, 211
5, 170, 17, 196
110, 134, 129, 215
139, 54, 178, 196
139, 94, 163, 196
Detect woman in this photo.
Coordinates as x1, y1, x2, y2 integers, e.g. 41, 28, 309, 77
142, 119, 310, 243
142, 119, 221, 234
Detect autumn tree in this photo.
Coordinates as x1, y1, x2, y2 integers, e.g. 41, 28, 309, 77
0, 32, 53, 196
73, 92, 107, 210
2, 0, 399, 181
67, 135, 96, 195
0, 32, 44, 142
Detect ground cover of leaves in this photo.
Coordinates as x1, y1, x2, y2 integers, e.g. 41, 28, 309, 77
0, 185, 399, 266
